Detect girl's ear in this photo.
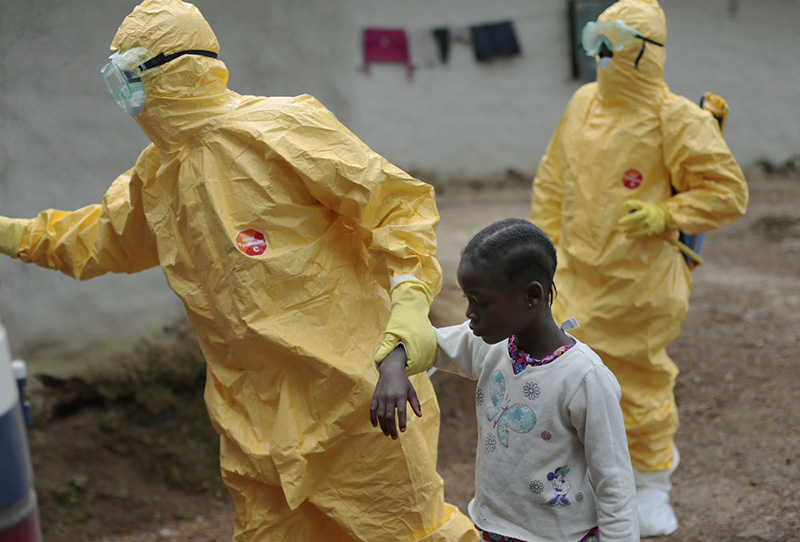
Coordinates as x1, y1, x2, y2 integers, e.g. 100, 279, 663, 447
526, 281, 545, 307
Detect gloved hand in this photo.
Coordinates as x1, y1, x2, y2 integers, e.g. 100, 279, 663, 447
0, 216, 28, 258
617, 200, 672, 238
702, 92, 728, 133
374, 278, 437, 375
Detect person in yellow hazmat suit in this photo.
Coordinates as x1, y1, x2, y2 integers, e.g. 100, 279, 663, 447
530, 0, 748, 537
0, 1, 478, 541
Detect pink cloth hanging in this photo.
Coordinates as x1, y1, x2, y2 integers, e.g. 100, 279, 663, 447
362, 28, 413, 80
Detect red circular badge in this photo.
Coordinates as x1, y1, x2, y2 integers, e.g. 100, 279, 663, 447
622, 168, 643, 189
236, 229, 268, 257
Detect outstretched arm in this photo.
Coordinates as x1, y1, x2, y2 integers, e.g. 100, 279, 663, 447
370, 346, 422, 439
2, 156, 159, 278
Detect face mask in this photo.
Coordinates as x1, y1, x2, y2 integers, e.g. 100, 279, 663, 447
101, 47, 218, 118
123, 82, 147, 117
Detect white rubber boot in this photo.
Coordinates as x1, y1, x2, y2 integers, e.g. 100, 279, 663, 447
634, 449, 679, 537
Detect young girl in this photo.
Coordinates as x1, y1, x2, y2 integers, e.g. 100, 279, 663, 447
371, 218, 639, 542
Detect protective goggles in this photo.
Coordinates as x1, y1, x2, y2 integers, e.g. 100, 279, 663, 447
101, 47, 218, 109
581, 20, 663, 57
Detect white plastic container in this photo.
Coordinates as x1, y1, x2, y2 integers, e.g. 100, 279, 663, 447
0, 318, 42, 542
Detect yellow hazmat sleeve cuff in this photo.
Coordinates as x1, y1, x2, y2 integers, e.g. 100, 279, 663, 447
374, 277, 437, 375
0, 217, 29, 258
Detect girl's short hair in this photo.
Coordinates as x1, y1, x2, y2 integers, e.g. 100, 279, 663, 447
461, 218, 558, 304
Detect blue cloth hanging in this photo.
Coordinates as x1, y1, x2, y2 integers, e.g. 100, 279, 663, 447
469, 20, 522, 61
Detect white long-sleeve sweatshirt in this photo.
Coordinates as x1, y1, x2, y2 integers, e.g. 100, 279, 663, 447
435, 322, 639, 542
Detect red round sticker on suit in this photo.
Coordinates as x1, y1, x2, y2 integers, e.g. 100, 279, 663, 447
622, 168, 643, 189
236, 229, 268, 257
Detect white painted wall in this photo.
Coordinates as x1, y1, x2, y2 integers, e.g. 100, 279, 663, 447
0, 0, 797, 370
350, 0, 800, 178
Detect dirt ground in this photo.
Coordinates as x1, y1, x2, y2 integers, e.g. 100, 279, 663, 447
23, 165, 800, 542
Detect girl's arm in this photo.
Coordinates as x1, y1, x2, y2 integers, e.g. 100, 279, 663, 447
570, 364, 640, 541
370, 347, 421, 439
433, 322, 484, 379
370, 322, 483, 438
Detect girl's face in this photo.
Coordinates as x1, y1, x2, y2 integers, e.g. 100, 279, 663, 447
457, 258, 531, 345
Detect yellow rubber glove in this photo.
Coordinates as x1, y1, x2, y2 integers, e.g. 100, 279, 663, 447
374, 277, 437, 376
617, 200, 672, 238
0, 216, 29, 258
702, 92, 728, 133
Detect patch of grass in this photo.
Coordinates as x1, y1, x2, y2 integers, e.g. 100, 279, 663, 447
51, 474, 89, 508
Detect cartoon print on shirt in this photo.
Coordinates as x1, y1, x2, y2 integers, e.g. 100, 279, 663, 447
485, 370, 536, 447
543, 465, 572, 507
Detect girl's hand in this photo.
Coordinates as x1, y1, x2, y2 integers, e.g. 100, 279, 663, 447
370, 346, 422, 439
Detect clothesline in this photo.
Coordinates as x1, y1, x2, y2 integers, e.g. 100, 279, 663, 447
361, 9, 548, 32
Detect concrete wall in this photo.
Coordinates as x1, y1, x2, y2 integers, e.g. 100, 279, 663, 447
0, 0, 797, 370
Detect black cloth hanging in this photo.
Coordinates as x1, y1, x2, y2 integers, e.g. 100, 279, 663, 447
432, 27, 451, 63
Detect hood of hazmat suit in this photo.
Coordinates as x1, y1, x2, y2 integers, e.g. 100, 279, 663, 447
531, 0, 747, 472
15, 1, 476, 539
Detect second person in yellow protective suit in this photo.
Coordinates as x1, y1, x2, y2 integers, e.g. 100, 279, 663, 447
0, 1, 478, 541
530, 0, 748, 536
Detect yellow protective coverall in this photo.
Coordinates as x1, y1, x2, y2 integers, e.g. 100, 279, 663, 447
5, 1, 477, 540
530, 0, 748, 473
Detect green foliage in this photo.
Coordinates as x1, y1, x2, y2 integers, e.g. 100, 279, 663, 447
71, 474, 88, 490
51, 474, 89, 508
